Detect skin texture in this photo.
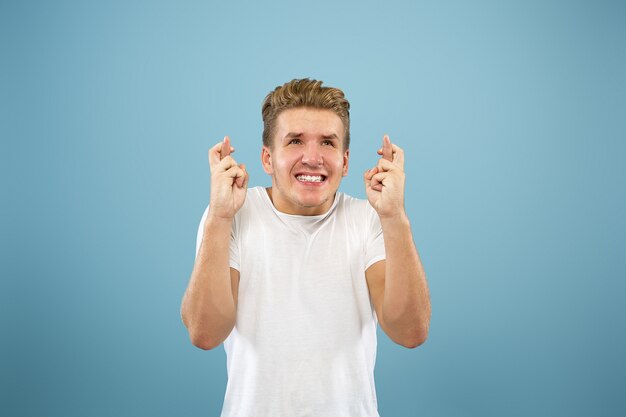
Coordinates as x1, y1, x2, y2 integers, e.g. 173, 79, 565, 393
261, 108, 349, 215
363, 135, 431, 348
179, 137, 246, 349
181, 108, 431, 350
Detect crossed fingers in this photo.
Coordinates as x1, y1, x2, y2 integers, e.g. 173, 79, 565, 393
208, 136, 246, 187
209, 136, 236, 168
365, 135, 405, 192
376, 134, 404, 169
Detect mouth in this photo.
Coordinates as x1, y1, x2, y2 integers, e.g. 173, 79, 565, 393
295, 174, 327, 184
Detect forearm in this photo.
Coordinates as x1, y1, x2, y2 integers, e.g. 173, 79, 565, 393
380, 213, 431, 341
181, 215, 236, 349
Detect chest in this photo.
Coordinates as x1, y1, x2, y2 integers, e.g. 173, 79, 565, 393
235, 213, 368, 307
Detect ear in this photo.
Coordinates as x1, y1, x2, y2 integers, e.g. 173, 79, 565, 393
342, 149, 350, 177
261, 146, 273, 175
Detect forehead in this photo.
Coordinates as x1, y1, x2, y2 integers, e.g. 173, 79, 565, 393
274, 108, 344, 138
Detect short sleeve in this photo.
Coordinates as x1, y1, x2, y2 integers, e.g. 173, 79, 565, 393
194, 204, 240, 271
364, 204, 386, 269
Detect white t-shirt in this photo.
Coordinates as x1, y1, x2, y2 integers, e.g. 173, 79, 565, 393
195, 186, 386, 417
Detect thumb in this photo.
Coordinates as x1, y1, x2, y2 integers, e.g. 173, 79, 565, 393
363, 167, 379, 190
241, 164, 250, 189
235, 163, 247, 188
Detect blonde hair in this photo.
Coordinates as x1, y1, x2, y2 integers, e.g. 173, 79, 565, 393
261, 78, 351, 149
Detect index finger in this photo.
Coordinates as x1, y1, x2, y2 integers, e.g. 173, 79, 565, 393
377, 141, 405, 170
208, 137, 234, 168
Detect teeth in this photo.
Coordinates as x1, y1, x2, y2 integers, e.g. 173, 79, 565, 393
296, 175, 324, 183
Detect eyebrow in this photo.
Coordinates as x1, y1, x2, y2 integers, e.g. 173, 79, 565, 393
284, 132, 303, 139
283, 132, 340, 141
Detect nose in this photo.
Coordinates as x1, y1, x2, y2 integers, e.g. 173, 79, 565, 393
301, 143, 323, 166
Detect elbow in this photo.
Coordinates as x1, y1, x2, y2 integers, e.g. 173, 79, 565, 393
181, 315, 233, 351
181, 316, 223, 350
184, 319, 232, 351
403, 308, 432, 349
402, 329, 429, 349
388, 310, 431, 349
189, 332, 222, 351
181, 307, 224, 350
400, 317, 431, 349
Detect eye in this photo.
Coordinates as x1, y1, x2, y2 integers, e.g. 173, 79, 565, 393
322, 139, 335, 147
288, 138, 302, 145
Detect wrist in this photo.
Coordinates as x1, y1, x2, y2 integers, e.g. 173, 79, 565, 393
205, 211, 234, 230
379, 211, 410, 229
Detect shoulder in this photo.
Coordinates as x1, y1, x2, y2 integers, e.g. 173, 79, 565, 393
232, 186, 277, 228
237, 186, 266, 213
336, 192, 376, 219
245, 186, 265, 203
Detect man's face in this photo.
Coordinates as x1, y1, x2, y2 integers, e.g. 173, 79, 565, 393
261, 107, 349, 215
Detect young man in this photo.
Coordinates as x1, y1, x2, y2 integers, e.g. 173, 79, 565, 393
181, 79, 431, 417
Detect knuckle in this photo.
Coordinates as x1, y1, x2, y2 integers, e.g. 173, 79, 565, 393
221, 156, 235, 167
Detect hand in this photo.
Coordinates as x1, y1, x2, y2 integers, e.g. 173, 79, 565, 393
208, 136, 249, 220
363, 135, 406, 219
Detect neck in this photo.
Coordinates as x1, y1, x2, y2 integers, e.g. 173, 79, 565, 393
265, 187, 336, 216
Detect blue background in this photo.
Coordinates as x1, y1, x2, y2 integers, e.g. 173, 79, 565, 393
2, 0, 625, 416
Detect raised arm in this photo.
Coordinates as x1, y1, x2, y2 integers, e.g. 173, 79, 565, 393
181, 136, 248, 350
364, 135, 431, 348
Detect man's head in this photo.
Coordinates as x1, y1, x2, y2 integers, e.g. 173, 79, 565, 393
262, 78, 351, 150
260, 79, 351, 215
